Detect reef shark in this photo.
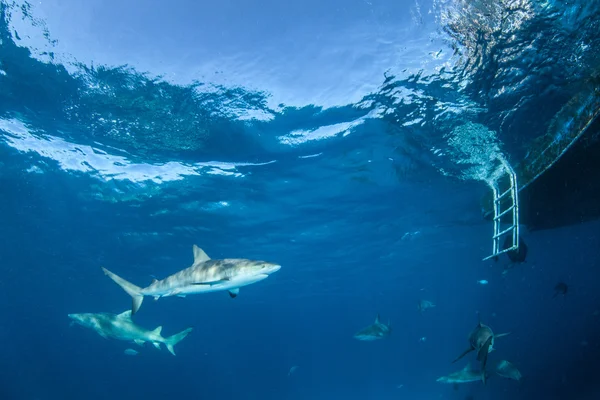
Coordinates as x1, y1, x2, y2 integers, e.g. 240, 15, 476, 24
353, 314, 391, 341
102, 245, 281, 314
68, 310, 192, 355
452, 317, 511, 380
437, 362, 489, 384
495, 360, 522, 381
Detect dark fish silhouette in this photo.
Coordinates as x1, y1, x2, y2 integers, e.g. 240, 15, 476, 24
553, 282, 568, 298
503, 235, 528, 263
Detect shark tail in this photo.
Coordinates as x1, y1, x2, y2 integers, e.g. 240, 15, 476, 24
164, 327, 193, 356
102, 267, 144, 315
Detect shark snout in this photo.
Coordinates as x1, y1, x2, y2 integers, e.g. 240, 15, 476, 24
265, 263, 281, 274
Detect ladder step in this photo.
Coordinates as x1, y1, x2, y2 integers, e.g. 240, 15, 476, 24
494, 205, 515, 220
493, 225, 515, 239
483, 245, 518, 260
495, 187, 513, 202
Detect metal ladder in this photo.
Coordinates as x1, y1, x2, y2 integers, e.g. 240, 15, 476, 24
482, 158, 520, 261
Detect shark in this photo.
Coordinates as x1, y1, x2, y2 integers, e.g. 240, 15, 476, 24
418, 299, 436, 313
437, 362, 489, 384
353, 314, 391, 341
68, 310, 192, 355
495, 360, 522, 381
102, 244, 281, 314
452, 317, 511, 380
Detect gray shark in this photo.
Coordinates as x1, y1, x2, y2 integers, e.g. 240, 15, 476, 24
495, 360, 522, 381
68, 310, 192, 355
102, 245, 281, 314
437, 362, 489, 384
452, 317, 511, 380
353, 314, 391, 341
418, 299, 436, 313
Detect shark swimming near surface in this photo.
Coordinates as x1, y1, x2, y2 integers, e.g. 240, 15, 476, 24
353, 314, 391, 341
68, 310, 192, 355
452, 316, 511, 382
437, 362, 489, 384
102, 244, 281, 314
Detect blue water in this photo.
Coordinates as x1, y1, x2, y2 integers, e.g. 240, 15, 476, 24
1, 0, 600, 399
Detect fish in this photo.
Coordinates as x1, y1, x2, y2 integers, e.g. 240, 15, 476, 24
68, 310, 192, 355
353, 314, 391, 341
495, 360, 522, 381
124, 348, 139, 356
288, 365, 300, 377
553, 282, 568, 298
102, 245, 281, 314
418, 299, 436, 313
452, 317, 511, 383
477, 280, 489, 285
437, 362, 489, 384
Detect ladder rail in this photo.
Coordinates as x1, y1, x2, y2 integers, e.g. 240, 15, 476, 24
482, 157, 520, 261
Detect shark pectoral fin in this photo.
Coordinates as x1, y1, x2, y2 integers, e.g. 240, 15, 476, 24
452, 347, 474, 363
134, 339, 145, 346
495, 332, 511, 339
192, 245, 210, 263
152, 342, 161, 350
477, 336, 494, 370
228, 288, 240, 298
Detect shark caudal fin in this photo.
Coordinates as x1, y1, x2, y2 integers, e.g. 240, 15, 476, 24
102, 267, 144, 314
164, 327, 193, 356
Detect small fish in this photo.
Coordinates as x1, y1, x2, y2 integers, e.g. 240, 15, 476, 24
124, 348, 139, 356
477, 280, 489, 285
288, 365, 300, 377
419, 336, 427, 343
553, 282, 568, 298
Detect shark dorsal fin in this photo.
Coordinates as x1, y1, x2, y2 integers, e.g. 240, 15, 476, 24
375, 314, 380, 324
193, 245, 210, 263
151, 326, 163, 336
117, 310, 132, 320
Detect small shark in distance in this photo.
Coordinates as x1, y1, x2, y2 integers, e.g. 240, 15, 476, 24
418, 299, 436, 313
452, 317, 511, 383
68, 310, 192, 355
353, 314, 391, 341
437, 362, 489, 384
495, 360, 522, 381
102, 245, 281, 314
